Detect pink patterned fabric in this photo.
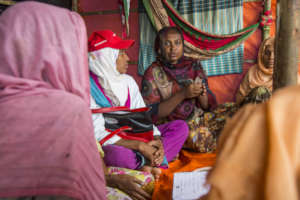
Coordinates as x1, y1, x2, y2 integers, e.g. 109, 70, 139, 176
0, 2, 106, 199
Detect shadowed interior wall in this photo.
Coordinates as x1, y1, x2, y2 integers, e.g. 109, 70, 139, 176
80, 0, 142, 87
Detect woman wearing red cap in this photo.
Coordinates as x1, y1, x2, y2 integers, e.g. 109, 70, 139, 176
88, 30, 188, 188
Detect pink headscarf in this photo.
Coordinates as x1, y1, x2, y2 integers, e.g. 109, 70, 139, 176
0, 2, 106, 199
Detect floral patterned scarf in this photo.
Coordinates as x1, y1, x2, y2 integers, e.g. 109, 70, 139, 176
159, 57, 206, 88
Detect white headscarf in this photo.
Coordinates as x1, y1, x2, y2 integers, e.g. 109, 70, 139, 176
89, 47, 130, 106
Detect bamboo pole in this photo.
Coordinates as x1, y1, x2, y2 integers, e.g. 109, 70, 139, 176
273, 0, 300, 90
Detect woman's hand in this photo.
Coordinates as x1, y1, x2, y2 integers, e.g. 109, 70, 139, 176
200, 84, 207, 96
138, 142, 157, 166
106, 174, 151, 200
148, 139, 165, 166
195, 81, 209, 109
184, 83, 203, 99
115, 139, 162, 166
195, 80, 207, 96
114, 140, 156, 165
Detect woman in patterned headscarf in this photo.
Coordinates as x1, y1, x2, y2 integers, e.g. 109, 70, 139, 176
142, 27, 218, 153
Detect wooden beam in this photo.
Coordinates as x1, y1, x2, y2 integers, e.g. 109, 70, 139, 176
80, 8, 138, 16
273, 0, 300, 90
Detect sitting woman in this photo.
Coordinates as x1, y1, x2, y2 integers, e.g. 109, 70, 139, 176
236, 37, 275, 104
88, 30, 188, 180
0, 2, 106, 199
141, 26, 218, 153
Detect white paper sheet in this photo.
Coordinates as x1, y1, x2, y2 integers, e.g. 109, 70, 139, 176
172, 170, 210, 200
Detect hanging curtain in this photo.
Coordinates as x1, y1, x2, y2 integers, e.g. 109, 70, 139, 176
138, 0, 259, 76
119, 0, 131, 38
138, 1, 157, 75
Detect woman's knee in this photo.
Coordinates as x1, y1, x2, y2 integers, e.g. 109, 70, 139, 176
102, 145, 139, 169
172, 120, 189, 138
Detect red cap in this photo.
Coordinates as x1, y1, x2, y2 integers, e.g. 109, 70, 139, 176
88, 30, 135, 52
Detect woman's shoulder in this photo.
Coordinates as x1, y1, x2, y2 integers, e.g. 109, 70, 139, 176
184, 57, 206, 72
122, 74, 137, 84
189, 57, 203, 66
181, 56, 198, 63
180, 56, 203, 70
122, 74, 141, 91
144, 61, 161, 74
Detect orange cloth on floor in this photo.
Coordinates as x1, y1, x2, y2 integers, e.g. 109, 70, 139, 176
203, 85, 300, 200
152, 150, 216, 200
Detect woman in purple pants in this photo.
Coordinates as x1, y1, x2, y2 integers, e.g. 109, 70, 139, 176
88, 30, 189, 180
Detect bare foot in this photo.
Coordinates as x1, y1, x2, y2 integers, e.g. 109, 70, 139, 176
140, 165, 152, 173
140, 165, 161, 181
151, 167, 161, 181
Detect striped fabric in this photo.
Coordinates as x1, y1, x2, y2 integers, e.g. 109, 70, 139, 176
171, 0, 243, 35
171, 0, 244, 76
138, 0, 244, 76
90, 76, 111, 108
138, 1, 157, 75
201, 48, 243, 75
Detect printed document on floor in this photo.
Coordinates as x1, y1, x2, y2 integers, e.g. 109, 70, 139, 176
172, 167, 211, 200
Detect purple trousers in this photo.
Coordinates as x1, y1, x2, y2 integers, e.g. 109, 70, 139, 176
102, 120, 189, 169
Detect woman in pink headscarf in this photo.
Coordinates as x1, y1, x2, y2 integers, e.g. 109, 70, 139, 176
0, 2, 106, 200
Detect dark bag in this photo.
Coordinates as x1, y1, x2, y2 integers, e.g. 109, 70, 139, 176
92, 106, 154, 145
